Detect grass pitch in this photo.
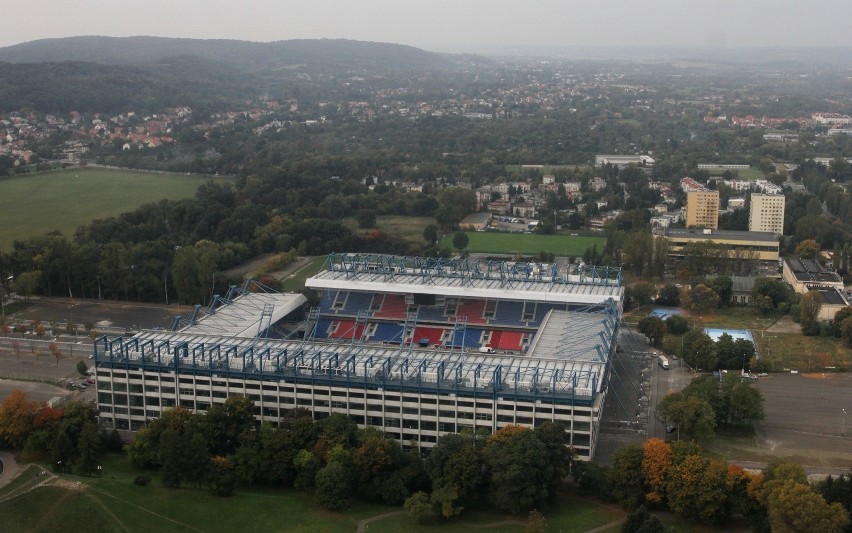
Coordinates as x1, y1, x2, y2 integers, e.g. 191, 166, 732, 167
441, 231, 606, 257
0, 168, 230, 250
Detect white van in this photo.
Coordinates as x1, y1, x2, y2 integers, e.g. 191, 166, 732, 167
479, 346, 495, 354
658, 355, 670, 370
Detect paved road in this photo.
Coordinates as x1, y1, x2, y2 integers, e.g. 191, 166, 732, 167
0, 450, 22, 489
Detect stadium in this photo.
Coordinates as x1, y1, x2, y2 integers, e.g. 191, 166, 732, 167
94, 253, 627, 460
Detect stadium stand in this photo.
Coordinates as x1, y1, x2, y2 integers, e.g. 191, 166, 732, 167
374, 294, 407, 319
457, 299, 488, 324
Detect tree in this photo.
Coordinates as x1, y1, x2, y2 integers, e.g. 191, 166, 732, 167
76, 422, 102, 476
76, 360, 89, 376
357, 209, 377, 229
655, 284, 680, 306
293, 449, 321, 491
315, 462, 353, 511
0, 390, 39, 448
525, 509, 548, 533
208, 456, 236, 497
706, 276, 733, 307
795, 239, 821, 260
763, 479, 850, 533
422, 224, 438, 245
799, 289, 823, 336
752, 277, 793, 310
159, 427, 184, 487
405, 491, 436, 524
683, 284, 720, 315
665, 314, 689, 335
452, 231, 469, 254
666, 454, 730, 524
435, 187, 476, 230
204, 395, 256, 456
608, 443, 646, 509
682, 330, 718, 370
637, 316, 666, 347
425, 433, 484, 518
832, 307, 852, 338
657, 393, 716, 442
841, 317, 852, 347
483, 426, 553, 514
622, 505, 665, 533
628, 282, 656, 308
718, 374, 765, 427
48, 342, 62, 366
641, 438, 672, 504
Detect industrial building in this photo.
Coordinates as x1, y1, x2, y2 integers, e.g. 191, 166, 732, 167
94, 254, 626, 460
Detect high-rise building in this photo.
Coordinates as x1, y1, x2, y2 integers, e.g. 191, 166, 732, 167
749, 194, 785, 235
685, 190, 719, 229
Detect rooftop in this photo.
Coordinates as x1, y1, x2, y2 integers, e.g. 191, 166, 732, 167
784, 258, 843, 285
819, 288, 849, 306
181, 291, 307, 338
306, 254, 624, 306
667, 228, 779, 243
95, 301, 620, 401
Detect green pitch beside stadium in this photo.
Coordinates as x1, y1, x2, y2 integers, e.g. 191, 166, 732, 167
0, 168, 230, 249
441, 231, 606, 256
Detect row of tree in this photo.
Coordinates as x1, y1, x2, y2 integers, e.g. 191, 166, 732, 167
577, 438, 850, 532
0, 391, 120, 476
124, 395, 572, 516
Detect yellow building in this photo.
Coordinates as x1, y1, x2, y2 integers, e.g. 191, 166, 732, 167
749, 194, 785, 235
686, 190, 719, 229
666, 228, 779, 261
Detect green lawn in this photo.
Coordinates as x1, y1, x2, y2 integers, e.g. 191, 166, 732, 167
702, 167, 765, 181
502, 164, 590, 174
279, 256, 328, 292
0, 168, 231, 250
440, 231, 606, 257
0, 455, 390, 533
753, 332, 852, 372
343, 215, 436, 245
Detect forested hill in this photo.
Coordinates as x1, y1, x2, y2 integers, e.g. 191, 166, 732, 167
0, 57, 255, 114
0, 36, 453, 72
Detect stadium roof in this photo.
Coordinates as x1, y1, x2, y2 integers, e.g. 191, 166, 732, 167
96, 300, 619, 401
527, 310, 613, 363
306, 253, 623, 306
181, 292, 307, 338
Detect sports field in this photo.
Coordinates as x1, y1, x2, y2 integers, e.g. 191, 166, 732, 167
441, 231, 606, 256
0, 168, 229, 249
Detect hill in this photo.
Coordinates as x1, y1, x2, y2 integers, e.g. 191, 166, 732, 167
0, 56, 253, 114
0, 36, 453, 72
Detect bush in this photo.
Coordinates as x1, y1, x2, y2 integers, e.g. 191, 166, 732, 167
404, 491, 436, 524
133, 475, 151, 486
76, 360, 88, 376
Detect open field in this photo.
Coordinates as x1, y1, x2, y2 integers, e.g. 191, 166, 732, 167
503, 164, 590, 174
753, 332, 852, 372
343, 215, 436, 246
279, 256, 327, 292
440, 231, 606, 256
0, 168, 230, 250
702, 167, 765, 181
0, 455, 631, 533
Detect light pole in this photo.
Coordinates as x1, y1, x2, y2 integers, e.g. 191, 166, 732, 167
843, 409, 847, 437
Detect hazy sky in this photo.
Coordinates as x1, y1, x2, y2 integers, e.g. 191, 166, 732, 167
3, 0, 852, 51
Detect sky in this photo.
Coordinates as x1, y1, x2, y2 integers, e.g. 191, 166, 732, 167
3, 0, 852, 52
